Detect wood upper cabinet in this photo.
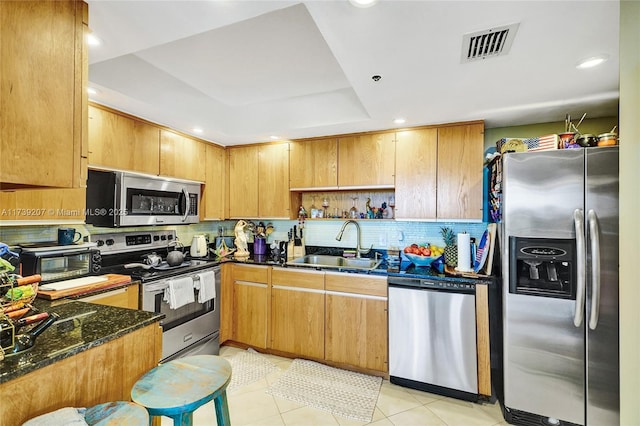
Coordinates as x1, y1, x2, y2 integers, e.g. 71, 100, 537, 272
87, 105, 160, 175
338, 133, 395, 188
437, 123, 484, 220
394, 128, 438, 219
289, 138, 338, 190
325, 272, 388, 373
258, 143, 290, 218
160, 130, 206, 182
1, 0, 87, 189
228, 143, 290, 218
232, 264, 269, 349
228, 146, 259, 218
270, 268, 325, 359
201, 143, 226, 220
1, 187, 86, 222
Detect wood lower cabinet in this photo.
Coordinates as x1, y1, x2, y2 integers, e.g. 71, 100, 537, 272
436, 123, 484, 220
77, 284, 139, 310
232, 264, 269, 349
0, 322, 162, 426
270, 268, 325, 359
160, 130, 206, 182
337, 133, 395, 189
88, 105, 160, 175
1, 0, 87, 189
325, 272, 388, 373
289, 138, 338, 190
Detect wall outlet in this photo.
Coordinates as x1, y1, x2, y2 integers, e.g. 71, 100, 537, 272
396, 231, 404, 242
378, 233, 388, 247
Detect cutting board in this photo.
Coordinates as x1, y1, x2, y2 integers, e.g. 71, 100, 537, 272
36, 274, 132, 300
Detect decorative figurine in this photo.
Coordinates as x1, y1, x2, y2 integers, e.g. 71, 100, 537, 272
233, 220, 250, 259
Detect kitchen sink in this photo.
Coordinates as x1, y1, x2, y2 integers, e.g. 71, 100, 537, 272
287, 254, 382, 271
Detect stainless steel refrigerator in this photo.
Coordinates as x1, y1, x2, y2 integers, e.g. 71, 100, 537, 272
501, 147, 619, 426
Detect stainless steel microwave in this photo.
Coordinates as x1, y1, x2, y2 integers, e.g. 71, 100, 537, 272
86, 170, 201, 227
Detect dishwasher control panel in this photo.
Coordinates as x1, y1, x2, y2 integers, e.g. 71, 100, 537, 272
419, 280, 475, 291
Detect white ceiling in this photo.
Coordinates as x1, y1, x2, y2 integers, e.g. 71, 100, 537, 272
86, 0, 620, 146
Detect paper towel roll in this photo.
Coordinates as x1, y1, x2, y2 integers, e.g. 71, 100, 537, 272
456, 233, 473, 272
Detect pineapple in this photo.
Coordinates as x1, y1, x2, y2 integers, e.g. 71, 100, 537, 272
440, 227, 458, 267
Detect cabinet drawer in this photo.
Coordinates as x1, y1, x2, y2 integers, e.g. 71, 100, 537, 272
232, 264, 268, 283
78, 284, 139, 310
325, 272, 387, 297
272, 268, 324, 290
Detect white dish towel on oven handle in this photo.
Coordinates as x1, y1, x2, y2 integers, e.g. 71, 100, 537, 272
194, 270, 216, 303
164, 276, 195, 309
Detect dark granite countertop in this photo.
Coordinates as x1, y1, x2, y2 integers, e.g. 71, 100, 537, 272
223, 245, 497, 284
1, 299, 163, 384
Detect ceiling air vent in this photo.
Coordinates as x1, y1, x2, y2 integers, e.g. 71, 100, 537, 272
461, 23, 519, 63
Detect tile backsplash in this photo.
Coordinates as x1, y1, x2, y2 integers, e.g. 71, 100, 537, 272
1, 220, 489, 251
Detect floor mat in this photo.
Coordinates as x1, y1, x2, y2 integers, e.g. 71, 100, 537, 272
227, 349, 280, 393
267, 358, 382, 422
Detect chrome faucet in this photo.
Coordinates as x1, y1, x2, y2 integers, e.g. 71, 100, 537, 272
335, 220, 371, 258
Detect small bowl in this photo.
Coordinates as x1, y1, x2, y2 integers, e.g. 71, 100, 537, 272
404, 252, 440, 267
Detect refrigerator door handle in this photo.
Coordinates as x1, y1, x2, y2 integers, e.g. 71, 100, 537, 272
588, 209, 601, 330
573, 208, 586, 327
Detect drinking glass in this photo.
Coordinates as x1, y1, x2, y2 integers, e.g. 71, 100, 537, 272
389, 195, 396, 219
322, 197, 330, 217
349, 197, 359, 219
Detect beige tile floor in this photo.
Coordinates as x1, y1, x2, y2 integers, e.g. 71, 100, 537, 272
161, 346, 508, 426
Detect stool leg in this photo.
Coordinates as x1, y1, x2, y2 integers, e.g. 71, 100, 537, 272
170, 412, 193, 426
214, 390, 231, 426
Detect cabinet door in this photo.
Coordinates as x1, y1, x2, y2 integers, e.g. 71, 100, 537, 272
13, 188, 86, 221
1, 0, 85, 188
394, 129, 438, 219
202, 143, 226, 220
232, 264, 269, 348
338, 133, 395, 188
159, 130, 206, 182
437, 123, 484, 220
270, 268, 324, 359
325, 273, 388, 372
88, 105, 160, 175
78, 284, 139, 310
289, 138, 338, 190
228, 146, 259, 217
258, 143, 290, 218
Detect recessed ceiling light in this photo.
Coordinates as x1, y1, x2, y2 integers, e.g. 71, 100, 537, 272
192, 128, 203, 134
270, 135, 280, 140
87, 33, 102, 46
87, 87, 98, 95
349, 0, 378, 8
576, 55, 609, 69
393, 118, 406, 125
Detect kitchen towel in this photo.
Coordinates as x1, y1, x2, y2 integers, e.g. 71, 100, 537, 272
456, 232, 473, 272
195, 270, 216, 303
164, 276, 195, 309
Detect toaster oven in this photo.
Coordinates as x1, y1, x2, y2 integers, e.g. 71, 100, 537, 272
20, 247, 102, 283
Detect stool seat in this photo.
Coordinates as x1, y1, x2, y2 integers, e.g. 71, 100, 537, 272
131, 355, 232, 426
84, 401, 149, 425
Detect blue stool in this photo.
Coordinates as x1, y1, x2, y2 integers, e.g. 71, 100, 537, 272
85, 401, 149, 425
131, 355, 232, 426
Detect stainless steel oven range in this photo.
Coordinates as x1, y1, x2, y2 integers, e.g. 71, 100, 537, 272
93, 230, 220, 362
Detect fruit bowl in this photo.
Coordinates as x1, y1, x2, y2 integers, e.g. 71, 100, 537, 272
404, 252, 440, 267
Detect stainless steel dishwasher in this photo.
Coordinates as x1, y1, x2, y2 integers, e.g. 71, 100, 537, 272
388, 276, 479, 401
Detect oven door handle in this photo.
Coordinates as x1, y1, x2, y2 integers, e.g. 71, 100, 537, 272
144, 282, 170, 292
